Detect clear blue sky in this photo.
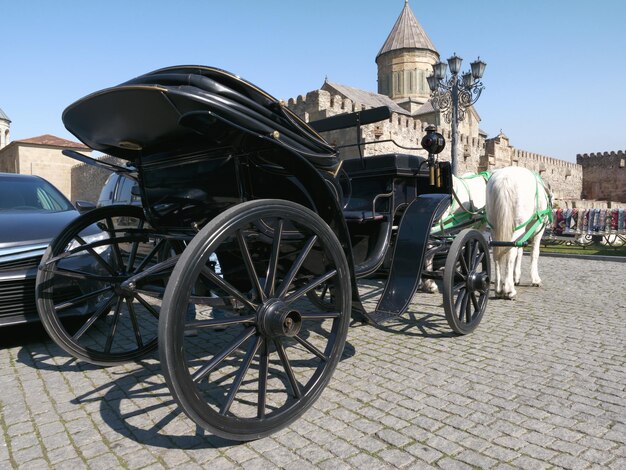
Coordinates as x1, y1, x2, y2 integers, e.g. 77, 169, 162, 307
1, 0, 624, 162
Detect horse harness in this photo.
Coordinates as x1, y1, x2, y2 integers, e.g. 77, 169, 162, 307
488, 171, 554, 248
436, 171, 491, 233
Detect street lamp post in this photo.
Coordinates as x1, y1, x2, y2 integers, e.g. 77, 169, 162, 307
427, 54, 486, 176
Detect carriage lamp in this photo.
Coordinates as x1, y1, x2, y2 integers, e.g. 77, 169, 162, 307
428, 54, 486, 176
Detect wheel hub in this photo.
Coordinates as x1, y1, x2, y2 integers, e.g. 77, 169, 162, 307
256, 298, 302, 338
467, 271, 489, 292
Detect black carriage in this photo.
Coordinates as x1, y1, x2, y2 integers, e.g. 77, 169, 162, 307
35, 66, 490, 440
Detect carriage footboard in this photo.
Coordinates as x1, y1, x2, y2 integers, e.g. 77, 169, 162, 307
358, 193, 451, 325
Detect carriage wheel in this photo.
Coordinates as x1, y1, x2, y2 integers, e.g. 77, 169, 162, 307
159, 199, 351, 441
36, 205, 180, 365
442, 229, 490, 334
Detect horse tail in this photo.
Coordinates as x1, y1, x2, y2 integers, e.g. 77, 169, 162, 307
486, 170, 517, 260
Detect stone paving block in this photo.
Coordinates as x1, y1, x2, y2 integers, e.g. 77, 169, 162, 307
375, 428, 412, 447
405, 443, 443, 464
455, 449, 498, 468
378, 448, 415, 468
435, 456, 473, 469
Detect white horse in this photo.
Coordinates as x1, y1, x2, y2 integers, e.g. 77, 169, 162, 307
486, 167, 552, 299
423, 172, 489, 293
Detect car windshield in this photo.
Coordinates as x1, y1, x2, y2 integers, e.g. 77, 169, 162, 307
0, 177, 74, 212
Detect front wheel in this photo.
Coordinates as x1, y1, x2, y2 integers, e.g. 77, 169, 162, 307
442, 229, 490, 334
159, 199, 351, 441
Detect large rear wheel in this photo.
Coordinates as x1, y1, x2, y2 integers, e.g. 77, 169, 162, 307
159, 199, 351, 441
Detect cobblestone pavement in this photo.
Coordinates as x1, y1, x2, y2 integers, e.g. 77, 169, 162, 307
0, 255, 624, 469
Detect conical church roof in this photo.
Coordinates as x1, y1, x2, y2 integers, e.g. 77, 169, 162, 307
0, 107, 10, 123
377, 0, 437, 58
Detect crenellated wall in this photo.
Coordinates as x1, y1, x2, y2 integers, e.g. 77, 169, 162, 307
485, 133, 582, 200
287, 87, 626, 206
576, 151, 626, 203
286, 89, 486, 175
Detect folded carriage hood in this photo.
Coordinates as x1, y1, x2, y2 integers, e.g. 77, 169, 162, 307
0, 210, 79, 248
62, 66, 341, 173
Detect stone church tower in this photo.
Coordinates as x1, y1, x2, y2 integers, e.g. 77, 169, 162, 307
0, 107, 10, 150
376, 0, 440, 114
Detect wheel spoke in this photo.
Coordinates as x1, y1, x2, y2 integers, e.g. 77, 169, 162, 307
237, 229, 266, 303
454, 288, 467, 319
465, 292, 474, 323
257, 339, 269, 418
191, 327, 256, 383
126, 298, 144, 348
134, 238, 167, 273
104, 297, 123, 353
122, 255, 179, 288
200, 266, 258, 311
470, 291, 480, 313
126, 219, 145, 272
71, 295, 116, 341
473, 250, 485, 270
276, 235, 318, 298
74, 235, 117, 276
52, 266, 123, 282
264, 219, 283, 297
459, 290, 469, 322
320, 284, 329, 302
459, 247, 469, 274
55, 286, 113, 312
220, 335, 262, 416
274, 338, 302, 399
469, 240, 478, 270
186, 314, 256, 331
284, 270, 337, 305
105, 217, 125, 272
133, 292, 160, 319
293, 334, 329, 362
452, 281, 465, 294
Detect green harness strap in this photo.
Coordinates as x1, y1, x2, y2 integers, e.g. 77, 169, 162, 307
433, 171, 492, 234
507, 172, 554, 247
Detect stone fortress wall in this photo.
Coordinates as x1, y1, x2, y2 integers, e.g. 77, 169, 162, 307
287, 89, 486, 176
70, 155, 128, 204
286, 89, 598, 204
576, 151, 626, 204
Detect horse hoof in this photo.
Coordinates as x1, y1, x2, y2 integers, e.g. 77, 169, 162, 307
421, 281, 439, 294
532, 282, 541, 287
514, 281, 520, 286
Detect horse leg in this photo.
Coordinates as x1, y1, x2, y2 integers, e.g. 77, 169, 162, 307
513, 247, 523, 285
493, 247, 503, 298
530, 226, 546, 286
422, 248, 439, 293
502, 247, 518, 299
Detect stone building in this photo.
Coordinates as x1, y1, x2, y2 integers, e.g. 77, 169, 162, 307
0, 107, 10, 150
286, 0, 624, 205
0, 134, 104, 203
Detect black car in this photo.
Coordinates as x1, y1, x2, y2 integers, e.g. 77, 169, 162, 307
0, 173, 99, 325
